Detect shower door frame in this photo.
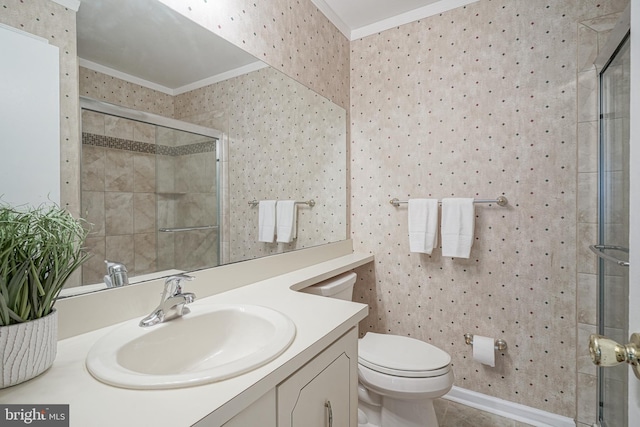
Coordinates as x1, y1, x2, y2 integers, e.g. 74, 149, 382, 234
593, 8, 631, 427
79, 96, 224, 274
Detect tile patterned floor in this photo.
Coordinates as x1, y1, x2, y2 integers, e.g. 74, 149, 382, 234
434, 399, 534, 427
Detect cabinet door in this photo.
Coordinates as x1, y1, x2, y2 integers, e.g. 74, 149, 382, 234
278, 328, 357, 427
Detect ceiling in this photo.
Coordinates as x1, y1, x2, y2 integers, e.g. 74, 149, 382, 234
76, 0, 476, 95
76, 0, 262, 95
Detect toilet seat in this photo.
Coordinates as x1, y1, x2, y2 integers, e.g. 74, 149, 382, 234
358, 363, 454, 400
358, 333, 451, 378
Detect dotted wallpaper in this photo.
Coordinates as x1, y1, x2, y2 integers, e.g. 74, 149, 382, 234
4, 0, 633, 420
0, 0, 80, 217
153, 0, 350, 110
79, 67, 175, 117
175, 67, 347, 264
350, 0, 627, 418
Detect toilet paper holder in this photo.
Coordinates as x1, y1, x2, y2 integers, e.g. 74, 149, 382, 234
464, 333, 507, 351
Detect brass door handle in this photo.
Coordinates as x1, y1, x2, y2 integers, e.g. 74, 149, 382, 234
589, 333, 640, 379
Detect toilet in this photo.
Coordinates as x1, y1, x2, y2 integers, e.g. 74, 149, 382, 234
302, 272, 454, 427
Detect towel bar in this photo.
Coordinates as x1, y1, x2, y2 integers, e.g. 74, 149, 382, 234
159, 225, 218, 232
390, 196, 508, 207
249, 199, 315, 207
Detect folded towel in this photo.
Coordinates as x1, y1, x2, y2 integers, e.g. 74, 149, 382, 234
441, 198, 475, 258
258, 200, 277, 243
276, 200, 297, 243
408, 199, 439, 254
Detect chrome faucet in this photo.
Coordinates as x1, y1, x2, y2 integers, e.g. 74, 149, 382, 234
139, 274, 196, 328
104, 260, 129, 288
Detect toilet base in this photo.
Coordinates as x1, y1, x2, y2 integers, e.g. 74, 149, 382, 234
382, 396, 438, 427
357, 401, 381, 427
357, 397, 439, 427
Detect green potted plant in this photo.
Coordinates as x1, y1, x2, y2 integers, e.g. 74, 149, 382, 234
0, 204, 89, 388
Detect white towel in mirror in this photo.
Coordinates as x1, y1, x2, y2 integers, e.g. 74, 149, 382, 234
258, 200, 277, 243
408, 199, 439, 254
276, 200, 297, 243
441, 198, 475, 258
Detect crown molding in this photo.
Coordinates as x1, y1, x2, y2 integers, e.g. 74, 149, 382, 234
351, 0, 479, 40
51, 0, 81, 12
173, 61, 268, 95
79, 58, 175, 95
310, 0, 352, 40
79, 58, 269, 97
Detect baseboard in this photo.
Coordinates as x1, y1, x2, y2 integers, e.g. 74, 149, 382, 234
443, 386, 576, 427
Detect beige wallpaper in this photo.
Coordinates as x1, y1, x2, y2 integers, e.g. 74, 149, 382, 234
79, 67, 174, 117
350, 0, 626, 419
0, 0, 80, 217
175, 67, 347, 263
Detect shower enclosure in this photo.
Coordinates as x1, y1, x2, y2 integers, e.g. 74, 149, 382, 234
589, 22, 630, 427
79, 98, 221, 285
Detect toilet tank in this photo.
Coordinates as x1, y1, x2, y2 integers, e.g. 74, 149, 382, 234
301, 272, 356, 301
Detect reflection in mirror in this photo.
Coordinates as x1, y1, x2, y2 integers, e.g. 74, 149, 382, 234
80, 101, 221, 286
67, 0, 347, 296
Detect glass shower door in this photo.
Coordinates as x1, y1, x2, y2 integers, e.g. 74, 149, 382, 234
595, 34, 630, 427
155, 125, 220, 272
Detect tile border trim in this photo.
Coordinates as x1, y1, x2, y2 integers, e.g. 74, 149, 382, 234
82, 132, 216, 156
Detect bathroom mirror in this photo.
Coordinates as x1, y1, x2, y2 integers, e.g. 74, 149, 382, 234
68, 0, 346, 295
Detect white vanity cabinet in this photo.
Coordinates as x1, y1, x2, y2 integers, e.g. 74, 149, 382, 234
277, 327, 358, 427
217, 327, 358, 427
221, 389, 276, 427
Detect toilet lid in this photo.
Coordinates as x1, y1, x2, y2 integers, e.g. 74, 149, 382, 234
358, 333, 451, 378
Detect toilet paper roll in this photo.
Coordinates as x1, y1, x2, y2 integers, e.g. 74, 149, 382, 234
472, 335, 495, 367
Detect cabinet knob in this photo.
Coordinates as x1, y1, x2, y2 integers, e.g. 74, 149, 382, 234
325, 400, 333, 427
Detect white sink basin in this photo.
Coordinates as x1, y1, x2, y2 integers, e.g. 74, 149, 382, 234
86, 304, 296, 389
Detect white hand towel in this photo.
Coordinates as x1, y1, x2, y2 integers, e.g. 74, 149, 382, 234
441, 198, 475, 258
258, 200, 277, 243
276, 200, 297, 243
408, 199, 439, 254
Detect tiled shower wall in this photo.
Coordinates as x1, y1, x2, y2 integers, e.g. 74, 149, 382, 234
80, 109, 218, 285
155, 128, 218, 274
80, 111, 159, 284
350, 0, 626, 419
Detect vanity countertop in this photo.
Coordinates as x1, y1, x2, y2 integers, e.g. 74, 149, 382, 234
0, 253, 373, 426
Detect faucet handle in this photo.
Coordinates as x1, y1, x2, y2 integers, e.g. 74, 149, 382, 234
105, 259, 127, 271
164, 274, 194, 296
104, 260, 129, 287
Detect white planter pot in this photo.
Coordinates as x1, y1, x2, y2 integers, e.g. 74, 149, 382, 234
0, 309, 57, 389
